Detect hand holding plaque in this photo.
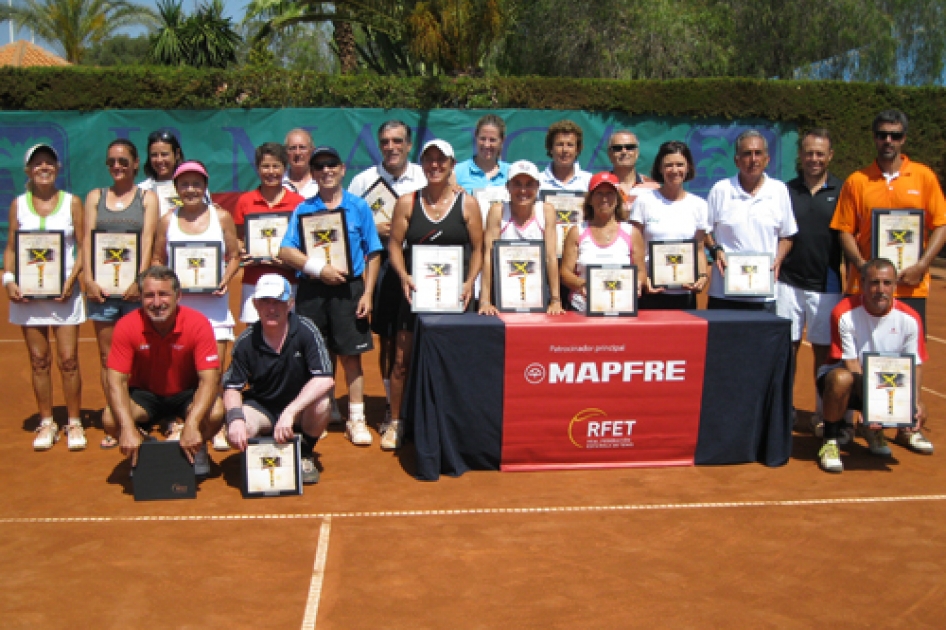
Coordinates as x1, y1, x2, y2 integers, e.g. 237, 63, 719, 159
411, 245, 465, 313
862, 353, 917, 429
242, 437, 303, 497
301, 210, 352, 277
493, 241, 547, 313
92, 230, 140, 297
871, 209, 924, 275
540, 191, 584, 258
363, 178, 398, 226
649, 240, 698, 289
170, 241, 222, 293
723, 252, 774, 297
245, 212, 291, 262
15, 230, 65, 299
585, 265, 637, 316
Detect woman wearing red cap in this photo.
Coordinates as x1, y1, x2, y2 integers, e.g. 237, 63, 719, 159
560, 171, 645, 310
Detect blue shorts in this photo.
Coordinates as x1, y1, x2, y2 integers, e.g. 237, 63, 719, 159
86, 298, 140, 323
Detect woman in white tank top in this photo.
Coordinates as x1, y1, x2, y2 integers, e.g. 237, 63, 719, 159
2, 144, 86, 451
153, 161, 241, 372
479, 160, 564, 315
561, 172, 645, 310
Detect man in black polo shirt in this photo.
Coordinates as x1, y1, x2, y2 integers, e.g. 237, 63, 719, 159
776, 128, 844, 435
222, 274, 333, 483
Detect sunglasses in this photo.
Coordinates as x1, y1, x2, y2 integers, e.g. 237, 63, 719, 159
106, 157, 131, 167
610, 143, 639, 152
312, 161, 341, 171
147, 131, 176, 143
875, 131, 905, 141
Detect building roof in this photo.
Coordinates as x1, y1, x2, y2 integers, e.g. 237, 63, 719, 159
0, 40, 70, 67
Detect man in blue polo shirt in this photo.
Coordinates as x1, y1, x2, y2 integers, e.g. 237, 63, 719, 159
279, 146, 383, 448
223, 275, 334, 483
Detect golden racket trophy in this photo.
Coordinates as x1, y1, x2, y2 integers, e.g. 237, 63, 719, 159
28, 248, 52, 289
876, 372, 905, 416
314, 229, 337, 265
741, 264, 758, 289
886, 229, 913, 271
105, 247, 131, 288
426, 263, 451, 305
508, 260, 535, 302
603, 279, 622, 310
187, 257, 206, 286
260, 227, 278, 258
260, 456, 281, 488
665, 254, 683, 283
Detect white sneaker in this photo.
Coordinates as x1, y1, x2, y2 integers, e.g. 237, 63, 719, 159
33, 420, 59, 451
212, 426, 230, 451
819, 440, 843, 473
345, 418, 372, 446
65, 421, 87, 451
193, 445, 211, 476
330, 400, 344, 425
895, 430, 934, 454
380, 419, 403, 451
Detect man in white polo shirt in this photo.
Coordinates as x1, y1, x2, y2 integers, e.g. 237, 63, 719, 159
705, 129, 797, 312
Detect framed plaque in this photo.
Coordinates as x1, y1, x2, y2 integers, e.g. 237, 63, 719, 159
540, 190, 584, 258
301, 210, 352, 276
92, 230, 140, 293
15, 230, 64, 298
724, 252, 774, 297
170, 241, 222, 294
649, 240, 698, 288
871, 209, 924, 274
411, 244, 464, 313
245, 212, 292, 262
242, 437, 303, 498
493, 240, 547, 313
363, 177, 398, 225
472, 186, 509, 224
862, 352, 916, 429
585, 264, 637, 317
133, 440, 196, 502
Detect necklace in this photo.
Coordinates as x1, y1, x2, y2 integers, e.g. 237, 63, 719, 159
422, 191, 452, 220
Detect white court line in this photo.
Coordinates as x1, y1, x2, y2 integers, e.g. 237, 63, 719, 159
928, 335, 946, 345
301, 516, 332, 630
922, 387, 946, 400
2, 494, 946, 524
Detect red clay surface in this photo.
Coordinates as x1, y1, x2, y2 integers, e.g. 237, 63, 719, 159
1, 275, 946, 629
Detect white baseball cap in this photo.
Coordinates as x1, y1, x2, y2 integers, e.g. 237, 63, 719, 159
420, 139, 455, 160
508, 160, 540, 182
253, 274, 291, 302
24, 143, 59, 166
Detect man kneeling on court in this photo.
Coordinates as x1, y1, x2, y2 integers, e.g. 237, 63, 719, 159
818, 258, 931, 473
222, 274, 333, 484
103, 265, 224, 475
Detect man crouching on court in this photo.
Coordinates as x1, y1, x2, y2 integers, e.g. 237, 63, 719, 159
103, 265, 224, 475
222, 274, 333, 484
817, 258, 930, 473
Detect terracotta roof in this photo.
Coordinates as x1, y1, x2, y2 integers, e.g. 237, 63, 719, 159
0, 40, 70, 67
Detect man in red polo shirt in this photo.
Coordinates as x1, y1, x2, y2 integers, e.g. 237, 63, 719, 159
103, 265, 223, 475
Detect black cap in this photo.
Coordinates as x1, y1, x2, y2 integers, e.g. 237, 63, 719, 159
309, 146, 341, 167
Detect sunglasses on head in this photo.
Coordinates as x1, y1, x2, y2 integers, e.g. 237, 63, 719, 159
148, 131, 176, 143
312, 161, 341, 171
610, 143, 638, 152
875, 131, 905, 141
106, 156, 131, 167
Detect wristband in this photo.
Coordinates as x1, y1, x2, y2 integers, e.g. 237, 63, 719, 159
225, 407, 246, 426
302, 256, 326, 280
2, 271, 14, 286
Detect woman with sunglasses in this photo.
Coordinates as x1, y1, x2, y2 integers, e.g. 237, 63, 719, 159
630, 141, 709, 310
153, 161, 241, 438
560, 172, 645, 310
83, 140, 160, 448
3, 144, 86, 451
140, 130, 186, 216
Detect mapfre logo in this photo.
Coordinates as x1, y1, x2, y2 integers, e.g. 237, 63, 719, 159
567, 408, 636, 450
524, 362, 546, 384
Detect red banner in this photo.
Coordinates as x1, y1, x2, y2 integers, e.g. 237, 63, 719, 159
500, 311, 708, 471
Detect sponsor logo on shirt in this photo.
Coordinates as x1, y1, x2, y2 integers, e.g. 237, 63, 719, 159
207, 354, 219, 362
138, 344, 149, 350
294, 351, 302, 357
173, 344, 185, 350
908, 190, 920, 195
827, 197, 836, 201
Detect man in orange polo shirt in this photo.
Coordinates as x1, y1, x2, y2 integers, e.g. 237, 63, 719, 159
830, 109, 946, 329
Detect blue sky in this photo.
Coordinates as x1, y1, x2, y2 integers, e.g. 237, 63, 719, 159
2, 0, 248, 53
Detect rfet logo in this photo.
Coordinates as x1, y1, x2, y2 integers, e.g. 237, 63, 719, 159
524, 362, 546, 384
567, 408, 637, 450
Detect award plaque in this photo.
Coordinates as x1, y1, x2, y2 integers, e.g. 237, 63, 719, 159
242, 437, 303, 498
540, 191, 584, 258
472, 186, 509, 224
585, 264, 638, 317
411, 244, 464, 313
871, 209, 924, 273
92, 230, 140, 293
649, 240, 698, 288
301, 210, 352, 276
170, 241, 222, 294
724, 252, 774, 297
245, 212, 292, 262
15, 230, 64, 298
363, 177, 398, 225
493, 240, 547, 313
133, 440, 196, 502
862, 352, 916, 429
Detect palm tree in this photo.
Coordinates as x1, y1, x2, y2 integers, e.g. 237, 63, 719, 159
150, 0, 241, 68
0, 0, 157, 64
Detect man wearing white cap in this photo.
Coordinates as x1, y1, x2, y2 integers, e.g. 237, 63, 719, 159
479, 160, 564, 316
222, 274, 333, 483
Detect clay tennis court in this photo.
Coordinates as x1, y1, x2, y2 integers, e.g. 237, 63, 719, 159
1, 275, 946, 629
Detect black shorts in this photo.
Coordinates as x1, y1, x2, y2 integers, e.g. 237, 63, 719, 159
244, 397, 279, 426
296, 277, 374, 356
639, 292, 696, 310
816, 368, 864, 412
130, 388, 196, 424
707, 296, 777, 314
371, 260, 404, 338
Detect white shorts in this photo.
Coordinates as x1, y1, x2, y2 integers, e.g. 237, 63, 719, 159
775, 282, 841, 345
239, 282, 298, 323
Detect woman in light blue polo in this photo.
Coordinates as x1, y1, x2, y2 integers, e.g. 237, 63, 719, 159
455, 114, 511, 194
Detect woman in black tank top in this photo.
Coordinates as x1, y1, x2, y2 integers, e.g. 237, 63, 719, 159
81, 139, 159, 447
381, 139, 484, 451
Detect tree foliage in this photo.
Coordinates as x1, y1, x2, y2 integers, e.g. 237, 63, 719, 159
150, 0, 242, 68
81, 33, 151, 66
0, 0, 156, 64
